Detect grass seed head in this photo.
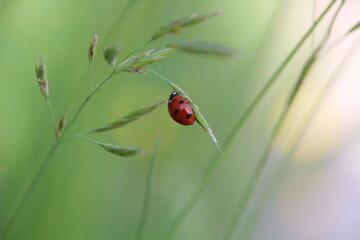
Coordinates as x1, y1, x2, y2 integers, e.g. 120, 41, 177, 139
166, 41, 237, 57
88, 35, 98, 62
56, 107, 72, 138
81, 136, 146, 157
150, 11, 223, 41
116, 48, 176, 73
35, 57, 48, 99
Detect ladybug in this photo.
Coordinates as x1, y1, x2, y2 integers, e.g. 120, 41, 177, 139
168, 91, 195, 125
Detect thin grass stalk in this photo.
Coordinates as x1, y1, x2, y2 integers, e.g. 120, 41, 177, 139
62, 71, 115, 135
281, 37, 360, 190
88, 62, 93, 94
163, 1, 337, 239
241, 35, 360, 240
45, 98, 57, 137
135, 139, 160, 240
0, 71, 117, 239
64, 0, 138, 109
0, 141, 59, 239
223, 2, 345, 239
223, 109, 287, 240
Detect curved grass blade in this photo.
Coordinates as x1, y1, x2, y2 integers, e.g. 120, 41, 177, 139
166, 41, 237, 57
150, 11, 223, 42
116, 48, 176, 73
348, 21, 360, 34
147, 69, 223, 155
80, 136, 146, 157
86, 101, 166, 133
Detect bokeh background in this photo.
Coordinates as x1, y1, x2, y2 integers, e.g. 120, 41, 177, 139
1, 0, 360, 239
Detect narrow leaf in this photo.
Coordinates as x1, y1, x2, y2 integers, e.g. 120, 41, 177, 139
166, 41, 237, 57
116, 48, 176, 73
80, 136, 146, 157
147, 69, 223, 155
150, 11, 223, 41
87, 101, 166, 133
348, 21, 360, 34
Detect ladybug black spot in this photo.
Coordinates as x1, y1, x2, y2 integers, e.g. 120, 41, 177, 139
179, 100, 184, 104
174, 109, 179, 115
186, 114, 192, 119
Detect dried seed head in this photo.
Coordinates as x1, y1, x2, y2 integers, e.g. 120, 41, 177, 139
104, 45, 120, 65
88, 35, 98, 62
35, 57, 49, 99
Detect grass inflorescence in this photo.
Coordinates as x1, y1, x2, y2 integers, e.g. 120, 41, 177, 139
0, 11, 234, 240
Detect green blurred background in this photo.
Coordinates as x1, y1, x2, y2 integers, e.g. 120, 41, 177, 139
1, 0, 360, 239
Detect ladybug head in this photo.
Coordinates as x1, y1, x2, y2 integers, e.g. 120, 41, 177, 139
168, 91, 179, 101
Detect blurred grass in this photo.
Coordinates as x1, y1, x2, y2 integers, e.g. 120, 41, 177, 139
0, 0, 359, 239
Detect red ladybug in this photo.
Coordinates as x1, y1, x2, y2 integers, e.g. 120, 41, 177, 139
168, 91, 195, 125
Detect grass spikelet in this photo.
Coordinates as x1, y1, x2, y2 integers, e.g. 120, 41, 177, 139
80, 136, 146, 157
35, 57, 48, 100
88, 35, 98, 62
116, 48, 176, 73
166, 41, 237, 57
56, 107, 72, 138
150, 11, 223, 42
86, 101, 166, 133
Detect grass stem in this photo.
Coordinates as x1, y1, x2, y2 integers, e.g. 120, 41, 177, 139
88, 62, 93, 94
0, 141, 60, 240
46, 98, 57, 138
135, 139, 160, 240
0, 71, 117, 239
162, 1, 338, 239
62, 71, 115, 136
223, 2, 345, 239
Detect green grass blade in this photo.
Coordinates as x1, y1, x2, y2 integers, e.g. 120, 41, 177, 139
161, 1, 338, 239
223, 2, 346, 239
348, 21, 360, 34
86, 101, 166, 133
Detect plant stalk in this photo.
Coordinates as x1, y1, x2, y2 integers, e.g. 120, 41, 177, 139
135, 139, 160, 240
163, 1, 338, 239
223, 1, 345, 239
0, 71, 116, 239
0, 141, 59, 239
